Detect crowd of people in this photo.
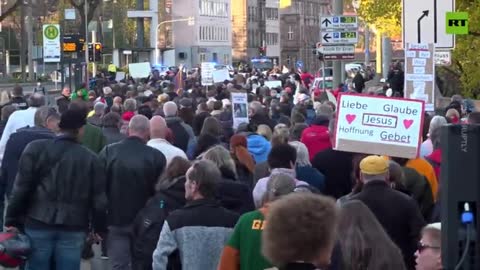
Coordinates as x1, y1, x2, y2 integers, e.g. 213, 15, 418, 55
0, 66, 474, 270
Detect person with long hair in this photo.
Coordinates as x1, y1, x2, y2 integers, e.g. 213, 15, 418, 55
230, 135, 255, 188
132, 157, 190, 270
338, 200, 407, 270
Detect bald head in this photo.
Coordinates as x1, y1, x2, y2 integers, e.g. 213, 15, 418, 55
128, 115, 150, 142
150, 115, 168, 139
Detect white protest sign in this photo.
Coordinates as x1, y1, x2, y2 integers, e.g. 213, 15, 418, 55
264, 80, 282, 89
334, 94, 425, 158
128, 62, 151, 78
201, 62, 215, 86
213, 69, 230, 83
231, 91, 249, 129
115, 72, 125, 81
404, 43, 435, 111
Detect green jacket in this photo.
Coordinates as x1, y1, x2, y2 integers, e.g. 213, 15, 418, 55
81, 123, 106, 153
71, 88, 89, 101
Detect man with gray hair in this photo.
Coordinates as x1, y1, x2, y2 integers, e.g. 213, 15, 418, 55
163, 101, 195, 153
88, 102, 107, 127
249, 101, 274, 129
99, 114, 166, 270
153, 160, 239, 270
0, 92, 45, 163
0, 106, 59, 227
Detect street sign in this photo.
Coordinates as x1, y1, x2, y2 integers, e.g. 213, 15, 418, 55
43, 24, 61, 63
324, 54, 355, 60
404, 43, 435, 111
434, 51, 451, 66
63, 35, 85, 53
296, 60, 304, 69
403, 0, 455, 49
320, 16, 358, 30
321, 31, 358, 44
318, 44, 355, 54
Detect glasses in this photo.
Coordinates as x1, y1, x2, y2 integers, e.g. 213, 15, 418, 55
417, 242, 440, 253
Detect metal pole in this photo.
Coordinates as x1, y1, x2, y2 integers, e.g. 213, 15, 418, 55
364, 25, 370, 67
26, 0, 34, 81
382, 35, 392, 79
322, 59, 326, 91
84, 0, 89, 85
332, 0, 343, 87
92, 31, 96, 77
60, 17, 65, 90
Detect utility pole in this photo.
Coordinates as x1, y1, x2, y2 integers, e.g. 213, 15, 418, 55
364, 25, 370, 67
136, 0, 144, 48
26, 0, 34, 81
20, 1, 26, 82
92, 31, 96, 76
332, 0, 343, 87
84, 0, 89, 85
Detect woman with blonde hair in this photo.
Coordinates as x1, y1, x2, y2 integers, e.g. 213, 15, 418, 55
338, 200, 407, 270
271, 124, 289, 146
256, 124, 272, 141
203, 145, 255, 214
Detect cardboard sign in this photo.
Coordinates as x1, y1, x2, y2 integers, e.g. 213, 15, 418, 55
201, 62, 215, 86
213, 69, 230, 83
334, 94, 425, 159
404, 43, 435, 111
231, 91, 249, 129
128, 62, 151, 78
264, 80, 282, 89
115, 72, 125, 81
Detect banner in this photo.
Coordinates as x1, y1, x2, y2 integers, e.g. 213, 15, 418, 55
43, 24, 61, 63
231, 92, 249, 129
201, 62, 215, 86
128, 62, 151, 78
334, 94, 425, 158
213, 69, 230, 83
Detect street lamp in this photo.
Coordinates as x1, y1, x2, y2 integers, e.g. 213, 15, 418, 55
155, 16, 195, 65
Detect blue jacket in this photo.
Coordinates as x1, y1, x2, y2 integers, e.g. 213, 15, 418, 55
1, 126, 55, 195
295, 165, 326, 193
247, 134, 271, 164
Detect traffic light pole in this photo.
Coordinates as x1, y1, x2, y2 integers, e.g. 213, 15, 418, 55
84, 0, 89, 87
332, 0, 343, 88
92, 31, 97, 77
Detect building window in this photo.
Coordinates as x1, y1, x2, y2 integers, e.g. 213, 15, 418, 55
266, 33, 278, 45
213, 52, 218, 62
288, 25, 294, 40
200, 53, 206, 62
224, 54, 229, 64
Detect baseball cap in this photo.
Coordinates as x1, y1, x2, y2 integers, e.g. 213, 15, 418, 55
359, 155, 389, 175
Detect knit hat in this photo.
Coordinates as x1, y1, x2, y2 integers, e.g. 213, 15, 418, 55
59, 109, 86, 130
359, 155, 389, 175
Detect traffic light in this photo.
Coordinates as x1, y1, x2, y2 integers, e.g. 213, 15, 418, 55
87, 43, 102, 62
259, 46, 266, 56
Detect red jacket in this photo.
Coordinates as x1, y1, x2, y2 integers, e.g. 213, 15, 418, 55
301, 124, 332, 160
426, 149, 442, 180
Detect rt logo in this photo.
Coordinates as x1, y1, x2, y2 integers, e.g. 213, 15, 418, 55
446, 12, 468, 35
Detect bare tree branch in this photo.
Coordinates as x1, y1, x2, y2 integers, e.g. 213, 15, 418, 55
0, 0, 22, 23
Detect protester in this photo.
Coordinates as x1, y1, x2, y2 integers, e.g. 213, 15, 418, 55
101, 112, 127, 144
0, 105, 16, 137
256, 124, 272, 141
0, 93, 45, 163
218, 174, 297, 270
88, 102, 106, 127
163, 101, 196, 152
99, 115, 167, 270
467, 111, 480, 124
388, 160, 411, 195
203, 145, 255, 214
121, 98, 137, 134
425, 128, 442, 180
192, 102, 210, 136
338, 200, 407, 270
230, 134, 255, 188
301, 111, 331, 160
249, 101, 275, 129
201, 116, 225, 143
5, 85, 28, 110
132, 157, 190, 270
5, 108, 107, 270
253, 144, 309, 208
289, 141, 325, 192
152, 160, 239, 270
352, 70, 365, 93
415, 223, 442, 270
420, 116, 447, 158
350, 155, 426, 269
33, 81, 46, 95
445, 108, 460, 124
69, 101, 106, 153
312, 119, 353, 199
56, 87, 71, 114
262, 193, 339, 270
148, 116, 187, 165
289, 123, 308, 141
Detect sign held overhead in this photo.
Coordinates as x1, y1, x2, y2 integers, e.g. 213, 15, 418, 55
404, 43, 435, 111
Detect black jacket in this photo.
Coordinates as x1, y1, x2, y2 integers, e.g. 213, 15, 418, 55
192, 111, 210, 136
99, 136, 166, 226
56, 95, 70, 114
102, 127, 127, 145
250, 113, 275, 130
165, 116, 193, 152
216, 167, 255, 215
6, 96, 28, 110
1, 126, 55, 196
312, 148, 353, 199
213, 111, 234, 142
5, 136, 107, 232
350, 180, 426, 270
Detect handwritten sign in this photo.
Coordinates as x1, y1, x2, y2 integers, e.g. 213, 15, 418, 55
213, 69, 230, 83
404, 43, 435, 111
128, 62, 151, 78
334, 94, 425, 158
231, 91, 249, 129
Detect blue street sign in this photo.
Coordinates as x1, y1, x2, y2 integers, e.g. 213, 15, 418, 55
296, 60, 304, 68
333, 16, 339, 23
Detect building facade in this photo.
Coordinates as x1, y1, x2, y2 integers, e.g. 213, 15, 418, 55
163, 0, 232, 67
280, 0, 331, 72
232, 0, 280, 66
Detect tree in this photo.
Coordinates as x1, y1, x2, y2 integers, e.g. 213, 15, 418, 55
0, 0, 23, 22
356, 0, 401, 37
69, 0, 101, 37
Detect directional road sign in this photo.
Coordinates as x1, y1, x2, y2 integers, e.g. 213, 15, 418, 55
296, 60, 304, 69
320, 16, 358, 30
318, 44, 355, 54
321, 31, 358, 45
403, 0, 454, 49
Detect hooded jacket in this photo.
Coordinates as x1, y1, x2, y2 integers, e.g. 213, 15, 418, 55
301, 118, 331, 160
247, 134, 271, 164
216, 167, 255, 215
165, 116, 195, 153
